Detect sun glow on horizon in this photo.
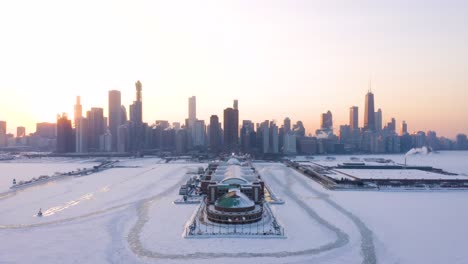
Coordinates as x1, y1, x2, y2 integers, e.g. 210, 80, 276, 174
0, 1, 467, 138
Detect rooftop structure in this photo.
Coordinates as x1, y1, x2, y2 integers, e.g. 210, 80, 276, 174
201, 157, 264, 224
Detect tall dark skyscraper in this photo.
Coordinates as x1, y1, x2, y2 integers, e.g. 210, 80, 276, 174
209, 115, 221, 153
349, 106, 359, 130
86, 108, 105, 151
109, 90, 122, 151
364, 91, 375, 131
130, 81, 143, 124
223, 102, 239, 153
283, 117, 291, 133
320, 110, 333, 131
56, 113, 74, 153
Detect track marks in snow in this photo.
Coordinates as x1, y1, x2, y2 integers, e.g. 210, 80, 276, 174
268, 164, 377, 264
127, 171, 350, 260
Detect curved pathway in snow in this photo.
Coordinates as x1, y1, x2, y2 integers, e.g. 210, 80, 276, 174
126, 167, 351, 260
276, 164, 377, 264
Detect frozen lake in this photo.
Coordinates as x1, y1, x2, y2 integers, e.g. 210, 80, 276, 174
0, 152, 467, 263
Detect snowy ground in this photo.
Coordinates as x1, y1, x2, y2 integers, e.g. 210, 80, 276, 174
0, 158, 100, 192
0, 152, 467, 263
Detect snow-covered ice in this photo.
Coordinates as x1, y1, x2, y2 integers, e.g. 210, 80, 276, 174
0, 152, 467, 263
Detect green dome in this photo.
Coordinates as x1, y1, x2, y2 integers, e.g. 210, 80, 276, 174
215, 189, 254, 209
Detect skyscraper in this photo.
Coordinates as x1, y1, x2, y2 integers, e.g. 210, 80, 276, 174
320, 110, 333, 132
0, 121, 5, 135
86, 108, 105, 151
193, 120, 206, 147
188, 96, 196, 125
364, 91, 375, 131
283, 117, 291, 133
223, 103, 239, 153
400, 121, 408, 135
349, 106, 359, 130
130, 81, 143, 124
75, 117, 88, 153
240, 120, 255, 153
233, 99, 238, 110
374, 108, 382, 131
269, 121, 279, 153
258, 120, 270, 154
109, 90, 122, 151
209, 115, 221, 153
56, 113, 74, 153
36, 122, 56, 138
0, 121, 6, 147
74, 96, 82, 128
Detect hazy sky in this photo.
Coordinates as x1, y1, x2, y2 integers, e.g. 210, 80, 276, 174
1, 0, 467, 138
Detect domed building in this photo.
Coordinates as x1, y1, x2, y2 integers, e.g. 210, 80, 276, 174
201, 157, 264, 224
207, 189, 263, 224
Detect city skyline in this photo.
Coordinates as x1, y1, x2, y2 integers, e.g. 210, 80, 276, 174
0, 84, 466, 139
1, 1, 468, 138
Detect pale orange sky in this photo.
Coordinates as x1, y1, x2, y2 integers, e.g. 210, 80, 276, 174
0, 0, 467, 138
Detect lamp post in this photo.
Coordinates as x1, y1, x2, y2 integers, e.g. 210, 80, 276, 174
242, 217, 246, 234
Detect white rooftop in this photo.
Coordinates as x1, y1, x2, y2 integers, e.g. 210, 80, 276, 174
334, 169, 468, 180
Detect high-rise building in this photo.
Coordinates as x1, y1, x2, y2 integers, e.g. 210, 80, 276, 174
109, 90, 122, 151
16, 126, 26, 138
121, 106, 127, 123
283, 133, 297, 154
233, 99, 238, 110
193, 120, 206, 147
258, 121, 270, 154
187, 96, 197, 148
384, 118, 396, 133
284, 117, 291, 133
209, 115, 221, 153
75, 117, 88, 153
36, 122, 56, 138
188, 96, 196, 125
374, 108, 382, 131
339, 125, 352, 143
293, 121, 305, 137
86, 108, 105, 151
173, 122, 181, 131
240, 120, 256, 154
74, 96, 82, 128
99, 130, 112, 152
130, 81, 143, 124
56, 113, 74, 153
117, 124, 129, 153
269, 121, 279, 153
364, 91, 375, 131
321, 110, 333, 132
400, 121, 408, 135
223, 104, 239, 153
349, 106, 359, 130
456, 134, 468, 150
175, 129, 187, 154
0, 121, 6, 147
